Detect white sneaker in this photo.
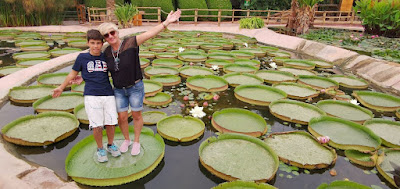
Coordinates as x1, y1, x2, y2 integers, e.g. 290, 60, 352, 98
106, 144, 121, 157
97, 148, 108, 163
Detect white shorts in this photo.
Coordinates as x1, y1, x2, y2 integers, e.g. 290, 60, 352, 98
84, 96, 118, 129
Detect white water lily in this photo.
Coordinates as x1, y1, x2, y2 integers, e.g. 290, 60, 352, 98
189, 106, 206, 118
178, 47, 185, 52
349, 99, 360, 105
244, 43, 248, 47
269, 62, 277, 69
211, 65, 219, 70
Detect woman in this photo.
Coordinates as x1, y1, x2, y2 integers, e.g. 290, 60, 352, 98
98, 10, 181, 155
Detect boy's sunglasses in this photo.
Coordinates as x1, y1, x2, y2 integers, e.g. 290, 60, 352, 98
104, 30, 116, 38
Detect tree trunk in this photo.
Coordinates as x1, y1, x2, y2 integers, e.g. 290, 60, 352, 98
296, 5, 314, 34
106, 0, 116, 22
286, 0, 299, 35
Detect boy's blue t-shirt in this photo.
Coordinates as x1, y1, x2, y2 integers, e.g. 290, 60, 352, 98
72, 52, 114, 96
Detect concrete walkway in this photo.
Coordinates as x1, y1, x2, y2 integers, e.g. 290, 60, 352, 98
0, 22, 398, 188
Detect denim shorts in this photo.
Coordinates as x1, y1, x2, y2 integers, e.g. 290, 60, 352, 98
114, 80, 144, 112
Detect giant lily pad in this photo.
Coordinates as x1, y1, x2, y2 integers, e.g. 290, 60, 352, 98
376, 149, 400, 188
13, 51, 50, 60
199, 133, 279, 182
316, 100, 374, 124
157, 115, 205, 142
1, 111, 79, 146
238, 48, 266, 58
269, 99, 326, 124
73, 103, 88, 124
144, 66, 179, 77
265, 131, 337, 169
20, 44, 49, 51
234, 59, 261, 68
317, 180, 373, 189
68, 40, 87, 48
155, 52, 177, 59
140, 58, 150, 68
200, 43, 223, 51
65, 127, 165, 186
308, 59, 333, 69
278, 67, 316, 76
150, 75, 181, 86
15, 40, 46, 47
352, 91, 400, 112
230, 50, 255, 59
273, 82, 319, 100
267, 51, 291, 58
37, 72, 69, 86
71, 82, 85, 93
273, 57, 290, 65
49, 48, 81, 57
33, 93, 84, 113
179, 66, 214, 78
260, 46, 279, 52
8, 85, 55, 103
139, 51, 155, 59
283, 59, 316, 70
255, 70, 297, 84
178, 52, 207, 62
223, 64, 258, 74
143, 92, 172, 106
364, 119, 400, 148
308, 116, 381, 151
16, 58, 50, 67
149, 46, 166, 52
207, 53, 236, 62
329, 75, 368, 89
186, 75, 228, 92
143, 111, 167, 125
0, 66, 24, 76
223, 73, 264, 87
298, 75, 339, 90
212, 108, 268, 137
344, 149, 377, 167
234, 84, 287, 106
212, 181, 277, 189
143, 79, 163, 97
205, 59, 233, 68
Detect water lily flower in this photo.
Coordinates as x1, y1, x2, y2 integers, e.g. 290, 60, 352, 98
213, 94, 220, 101
269, 62, 277, 69
203, 101, 208, 107
178, 47, 185, 52
359, 34, 363, 37
350, 35, 354, 38
354, 37, 359, 40
349, 99, 360, 105
317, 136, 330, 144
339, 40, 343, 42
189, 62, 194, 66
190, 106, 206, 118
371, 36, 375, 39
211, 65, 219, 70
183, 96, 189, 101
244, 43, 248, 47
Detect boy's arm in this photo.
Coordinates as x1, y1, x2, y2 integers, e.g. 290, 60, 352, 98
52, 70, 79, 98
136, 10, 181, 46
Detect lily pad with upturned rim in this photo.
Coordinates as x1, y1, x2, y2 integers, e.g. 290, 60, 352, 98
278, 67, 317, 76
308, 116, 381, 152
8, 85, 56, 104
212, 180, 277, 189
376, 149, 400, 188
255, 70, 297, 84
157, 115, 205, 142
0, 66, 25, 77
179, 66, 214, 78
178, 52, 208, 62
143, 80, 163, 97
65, 127, 165, 186
316, 100, 374, 124
238, 48, 267, 58
283, 59, 316, 70
267, 51, 291, 58
155, 52, 177, 59
143, 92, 172, 106
364, 119, 400, 148
186, 75, 228, 92
143, 111, 167, 125
16, 58, 50, 67
49, 48, 81, 57
308, 59, 333, 68
73, 103, 88, 124
234, 84, 287, 106
37, 72, 70, 86
344, 149, 377, 167
199, 133, 279, 182
149, 46, 167, 52
272, 82, 319, 100
352, 90, 400, 112
140, 58, 150, 68
20, 44, 49, 51
223, 73, 264, 87
230, 50, 255, 59
205, 59, 233, 68
13, 51, 51, 60
234, 59, 261, 68
273, 57, 290, 65
139, 51, 156, 59
298, 75, 339, 90
71, 82, 85, 93
200, 43, 224, 51
207, 53, 236, 62
33, 93, 84, 113
265, 131, 337, 169
329, 75, 368, 89
260, 46, 279, 52
15, 40, 46, 47
1, 111, 79, 146
269, 99, 326, 124
212, 108, 268, 137
317, 180, 373, 189
223, 64, 258, 74
149, 75, 181, 86
144, 66, 179, 78
68, 40, 88, 48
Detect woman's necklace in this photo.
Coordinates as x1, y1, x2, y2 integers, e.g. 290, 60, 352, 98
111, 40, 123, 71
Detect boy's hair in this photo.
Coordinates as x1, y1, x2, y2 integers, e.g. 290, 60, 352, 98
87, 29, 104, 42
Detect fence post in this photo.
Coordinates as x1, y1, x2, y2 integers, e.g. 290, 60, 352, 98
195, 9, 198, 26
322, 11, 326, 25
87, 7, 92, 24
350, 10, 355, 25
218, 9, 221, 26
232, 9, 235, 23
157, 8, 161, 24
246, 9, 250, 18
266, 11, 270, 25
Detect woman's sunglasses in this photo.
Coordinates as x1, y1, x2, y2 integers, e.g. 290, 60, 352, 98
104, 30, 116, 38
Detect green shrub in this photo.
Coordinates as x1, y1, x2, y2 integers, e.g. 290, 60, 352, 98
205, 0, 232, 21
114, 3, 138, 28
354, 0, 400, 37
131, 0, 143, 6
142, 0, 175, 20
238, 0, 291, 16
84, 0, 124, 8
176, 0, 208, 21
239, 17, 264, 29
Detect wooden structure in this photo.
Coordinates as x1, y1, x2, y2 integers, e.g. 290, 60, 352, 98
87, 7, 161, 25
76, 4, 86, 24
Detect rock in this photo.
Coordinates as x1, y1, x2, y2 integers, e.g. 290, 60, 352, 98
330, 169, 337, 176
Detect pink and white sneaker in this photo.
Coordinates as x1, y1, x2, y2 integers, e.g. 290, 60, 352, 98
131, 142, 141, 156
120, 140, 132, 153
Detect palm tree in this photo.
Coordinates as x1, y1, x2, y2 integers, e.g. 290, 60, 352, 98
106, 0, 116, 22
287, 0, 320, 34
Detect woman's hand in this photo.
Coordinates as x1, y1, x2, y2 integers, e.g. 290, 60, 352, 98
164, 10, 181, 25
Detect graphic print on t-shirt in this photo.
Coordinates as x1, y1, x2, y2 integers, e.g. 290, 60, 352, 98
87, 61, 95, 72
87, 60, 108, 73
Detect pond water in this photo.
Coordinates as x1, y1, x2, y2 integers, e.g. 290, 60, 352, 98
0, 32, 397, 189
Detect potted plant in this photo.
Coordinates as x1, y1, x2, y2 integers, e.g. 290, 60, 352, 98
114, 3, 138, 28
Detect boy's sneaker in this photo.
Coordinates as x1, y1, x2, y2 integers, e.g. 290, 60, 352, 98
97, 148, 108, 163
131, 142, 141, 156
120, 140, 133, 153
106, 144, 121, 157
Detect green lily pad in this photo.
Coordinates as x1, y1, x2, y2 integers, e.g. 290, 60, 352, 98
238, 48, 267, 58
212, 180, 277, 189
199, 133, 279, 182
255, 70, 297, 84
143, 111, 167, 125
212, 108, 268, 137
8, 85, 55, 103
260, 46, 279, 52
140, 58, 150, 68
144, 66, 179, 77
155, 52, 177, 59
273, 82, 319, 100
33, 93, 84, 113
65, 32, 86, 37
71, 82, 85, 93
205, 59, 233, 68
223, 64, 258, 74
49, 48, 81, 57
298, 75, 339, 90
73, 103, 88, 124
234, 84, 287, 106
16, 58, 50, 67
376, 149, 400, 188
223, 73, 264, 87
283, 59, 316, 70
207, 53, 236, 62
143, 79, 163, 97
37, 72, 69, 86
68, 40, 88, 48
20, 44, 49, 51
269, 99, 326, 124
278, 67, 316, 76
178, 52, 208, 62
267, 51, 291, 58
317, 180, 373, 189
1, 111, 79, 146
308, 59, 333, 68
150, 74, 181, 86
157, 115, 205, 142
309, 116, 381, 152
364, 119, 400, 148
344, 149, 377, 167
230, 50, 255, 59
13, 51, 51, 60
186, 75, 228, 92
139, 51, 156, 59
179, 66, 214, 78
149, 46, 167, 52
329, 75, 368, 89
0, 66, 25, 76
234, 59, 261, 67
352, 91, 400, 112
200, 43, 224, 51
144, 92, 172, 106
316, 100, 374, 124
15, 40, 46, 47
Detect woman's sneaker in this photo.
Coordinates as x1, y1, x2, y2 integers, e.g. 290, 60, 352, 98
131, 142, 141, 156
120, 140, 133, 153
106, 144, 121, 157
97, 148, 108, 163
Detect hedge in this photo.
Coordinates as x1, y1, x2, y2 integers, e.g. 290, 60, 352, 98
205, 0, 232, 21
84, 0, 124, 8
142, 0, 175, 20
176, 0, 208, 21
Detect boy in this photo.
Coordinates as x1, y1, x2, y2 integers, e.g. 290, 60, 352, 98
52, 29, 120, 163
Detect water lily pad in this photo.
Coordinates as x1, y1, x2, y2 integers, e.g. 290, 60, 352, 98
344, 149, 377, 167
256, 70, 297, 84
316, 100, 374, 124
8, 85, 55, 103
223, 64, 258, 74
317, 180, 373, 189
71, 82, 85, 93
298, 75, 339, 90
273, 57, 290, 65
223, 73, 264, 87
68, 40, 88, 48
144, 92, 172, 106
20, 44, 49, 51
65, 32, 86, 37
205, 59, 233, 68
212, 108, 268, 137
143, 79, 163, 97
1, 111, 79, 146
199, 133, 279, 182
308, 59, 333, 68
144, 66, 179, 77
0, 66, 24, 76
230, 50, 255, 59
207, 53, 236, 62
155, 52, 177, 59
16, 58, 50, 67
278, 67, 316, 76
65, 127, 165, 186
329, 75, 368, 89
178, 52, 207, 62
139, 51, 156, 59
13, 51, 50, 60
283, 59, 316, 70
309, 116, 381, 152
352, 91, 400, 112
200, 43, 224, 51
267, 51, 291, 58
265, 131, 337, 169
186, 75, 228, 92
273, 82, 319, 100
234, 84, 287, 106
149, 46, 167, 52
73, 103, 88, 124
376, 149, 400, 188
238, 48, 267, 58
15, 40, 46, 47
260, 46, 279, 52
143, 111, 167, 125
150, 75, 181, 86
212, 180, 277, 189
49, 48, 81, 57
33, 93, 84, 113
157, 115, 205, 142
179, 66, 214, 78
269, 99, 326, 124
37, 72, 69, 86
364, 119, 400, 148
234, 59, 261, 68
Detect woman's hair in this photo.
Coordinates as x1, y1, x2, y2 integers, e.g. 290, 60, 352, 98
86, 29, 104, 42
98, 22, 119, 36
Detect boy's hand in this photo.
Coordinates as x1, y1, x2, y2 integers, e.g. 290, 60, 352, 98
69, 75, 83, 85
52, 87, 63, 98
